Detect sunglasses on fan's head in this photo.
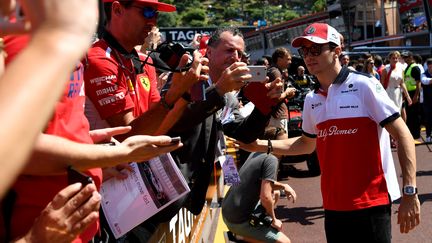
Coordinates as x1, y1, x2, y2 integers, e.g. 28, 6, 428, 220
131, 5, 159, 19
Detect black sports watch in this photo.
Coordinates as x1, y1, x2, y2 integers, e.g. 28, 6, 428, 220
181, 92, 192, 102
160, 92, 174, 110
403, 185, 418, 196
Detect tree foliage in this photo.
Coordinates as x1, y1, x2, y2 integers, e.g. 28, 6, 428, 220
159, 0, 320, 27
157, 12, 178, 27
311, 0, 326, 13
181, 9, 207, 27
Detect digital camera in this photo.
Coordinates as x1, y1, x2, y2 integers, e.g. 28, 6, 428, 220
157, 42, 195, 70
249, 205, 273, 227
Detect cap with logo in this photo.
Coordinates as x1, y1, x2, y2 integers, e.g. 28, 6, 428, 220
291, 23, 341, 48
103, 0, 176, 12
198, 34, 210, 56
400, 51, 413, 57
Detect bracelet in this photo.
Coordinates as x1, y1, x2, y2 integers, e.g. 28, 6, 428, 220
160, 93, 174, 110
267, 139, 273, 154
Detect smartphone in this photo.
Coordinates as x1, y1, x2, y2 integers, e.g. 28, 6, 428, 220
247, 66, 267, 82
67, 166, 93, 186
169, 136, 181, 144
100, 141, 116, 146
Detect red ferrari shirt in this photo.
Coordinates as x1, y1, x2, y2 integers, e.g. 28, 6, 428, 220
3, 35, 102, 243
84, 38, 160, 127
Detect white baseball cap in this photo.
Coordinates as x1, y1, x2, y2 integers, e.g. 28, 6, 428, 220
291, 23, 341, 48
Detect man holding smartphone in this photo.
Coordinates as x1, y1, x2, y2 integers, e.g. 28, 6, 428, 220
158, 27, 290, 232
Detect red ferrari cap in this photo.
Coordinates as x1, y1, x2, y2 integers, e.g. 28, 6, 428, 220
103, 0, 176, 12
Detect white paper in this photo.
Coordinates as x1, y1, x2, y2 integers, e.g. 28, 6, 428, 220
101, 153, 190, 239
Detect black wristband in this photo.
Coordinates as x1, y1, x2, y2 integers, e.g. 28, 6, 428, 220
160, 93, 174, 110
267, 139, 273, 154
181, 92, 192, 102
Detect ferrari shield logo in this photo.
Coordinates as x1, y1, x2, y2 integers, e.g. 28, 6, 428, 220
140, 76, 150, 91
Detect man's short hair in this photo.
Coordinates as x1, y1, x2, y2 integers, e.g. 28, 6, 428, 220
261, 126, 286, 140
426, 58, 432, 65
340, 54, 349, 60
104, 1, 134, 22
271, 47, 291, 64
413, 54, 423, 64
255, 57, 268, 66
374, 55, 383, 66
362, 53, 372, 60
207, 27, 243, 48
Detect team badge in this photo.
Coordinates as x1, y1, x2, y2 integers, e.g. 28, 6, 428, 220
140, 76, 151, 92
376, 83, 383, 93
127, 77, 135, 94
306, 26, 316, 35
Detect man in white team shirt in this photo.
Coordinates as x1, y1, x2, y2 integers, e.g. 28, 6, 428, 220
237, 23, 420, 243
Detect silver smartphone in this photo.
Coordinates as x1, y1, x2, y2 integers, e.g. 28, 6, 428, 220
247, 65, 267, 82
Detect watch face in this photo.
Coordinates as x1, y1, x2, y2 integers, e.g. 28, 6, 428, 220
404, 186, 416, 195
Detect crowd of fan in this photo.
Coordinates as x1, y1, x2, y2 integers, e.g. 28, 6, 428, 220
0, 1, 425, 243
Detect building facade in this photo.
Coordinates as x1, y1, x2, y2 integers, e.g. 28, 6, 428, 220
244, 0, 432, 60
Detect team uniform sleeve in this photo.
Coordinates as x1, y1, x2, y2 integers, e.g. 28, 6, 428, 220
362, 78, 400, 127
301, 93, 317, 136
84, 55, 135, 120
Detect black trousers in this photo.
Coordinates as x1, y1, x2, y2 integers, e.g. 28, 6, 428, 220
406, 90, 421, 139
324, 204, 392, 243
423, 101, 432, 137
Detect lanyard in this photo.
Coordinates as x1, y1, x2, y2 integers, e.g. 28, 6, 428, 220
111, 48, 140, 104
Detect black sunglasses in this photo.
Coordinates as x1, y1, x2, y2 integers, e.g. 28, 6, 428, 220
131, 6, 159, 19
298, 44, 333, 58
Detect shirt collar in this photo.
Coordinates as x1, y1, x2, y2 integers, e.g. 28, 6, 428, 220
102, 30, 139, 59
333, 66, 350, 85
314, 66, 350, 94
102, 30, 144, 74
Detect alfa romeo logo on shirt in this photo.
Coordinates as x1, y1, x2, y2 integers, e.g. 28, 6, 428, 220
306, 26, 316, 35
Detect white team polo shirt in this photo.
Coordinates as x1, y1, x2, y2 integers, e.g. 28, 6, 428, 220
302, 67, 401, 211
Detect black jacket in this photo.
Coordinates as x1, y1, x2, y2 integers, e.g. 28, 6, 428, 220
156, 84, 270, 219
